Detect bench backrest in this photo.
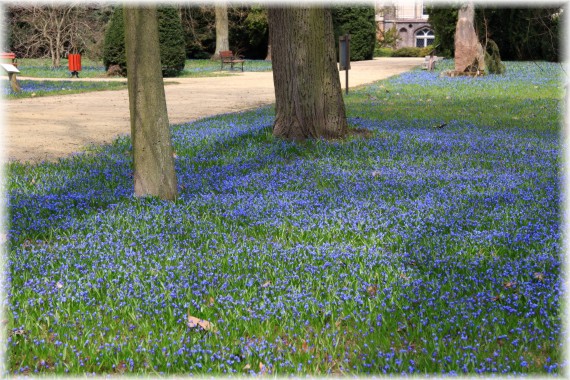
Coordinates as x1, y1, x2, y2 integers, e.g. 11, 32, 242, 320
220, 50, 234, 59
1, 52, 16, 60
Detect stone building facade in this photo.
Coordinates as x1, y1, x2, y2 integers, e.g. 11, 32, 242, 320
376, 1, 435, 48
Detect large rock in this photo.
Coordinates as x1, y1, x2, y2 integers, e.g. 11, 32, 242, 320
454, 2, 485, 73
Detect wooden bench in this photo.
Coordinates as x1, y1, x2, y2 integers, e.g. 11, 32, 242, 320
1, 52, 20, 92
220, 50, 245, 71
421, 55, 443, 71
1, 52, 18, 67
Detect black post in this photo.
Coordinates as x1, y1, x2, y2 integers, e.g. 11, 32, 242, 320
339, 34, 351, 94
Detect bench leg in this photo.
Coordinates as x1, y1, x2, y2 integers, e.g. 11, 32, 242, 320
9, 72, 21, 92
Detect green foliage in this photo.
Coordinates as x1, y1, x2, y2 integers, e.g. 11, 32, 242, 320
374, 47, 393, 57
102, 6, 186, 77
228, 6, 269, 59
377, 25, 400, 49
157, 7, 187, 77
426, 6, 458, 58
484, 39, 506, 74
476, 8, 561, 62
332, 5, 376, 61
102, 6, 126, 75
392, 46, 433, 57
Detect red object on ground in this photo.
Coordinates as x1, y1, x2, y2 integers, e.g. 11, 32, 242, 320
68, 54, 82, 72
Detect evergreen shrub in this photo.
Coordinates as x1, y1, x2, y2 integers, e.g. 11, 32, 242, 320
392, 46, 433, 57
103, 6, 186, 77
485, 39, 506, 74
332, 6, 376, 61
103, 7, 126, 76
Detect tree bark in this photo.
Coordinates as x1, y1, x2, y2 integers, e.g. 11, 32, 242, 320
268, 6, 348, 140
213, 2, 229, 59
454, 2, 485, 73
124, 5, 178, 200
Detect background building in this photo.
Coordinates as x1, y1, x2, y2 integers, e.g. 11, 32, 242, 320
376, 1, 435, 48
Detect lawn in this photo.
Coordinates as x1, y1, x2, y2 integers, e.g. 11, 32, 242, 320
5, 61, 562, 375
14, 57, 272, 79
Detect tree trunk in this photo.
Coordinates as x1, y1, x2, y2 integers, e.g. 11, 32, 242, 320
454, 2, 485, 73
124, 5, 178, 200
213, 3, 229, 59
268, 6, 348, 140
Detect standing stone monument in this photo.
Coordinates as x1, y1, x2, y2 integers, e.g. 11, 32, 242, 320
454, 2, 485, 74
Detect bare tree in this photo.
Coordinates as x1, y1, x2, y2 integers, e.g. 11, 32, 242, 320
124, 5, 178, 200
7, 3, 106, 67
268, 5, 348, 140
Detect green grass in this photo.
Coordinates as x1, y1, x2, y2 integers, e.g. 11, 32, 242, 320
16, 58, 273, 79
6, 61, 562, 375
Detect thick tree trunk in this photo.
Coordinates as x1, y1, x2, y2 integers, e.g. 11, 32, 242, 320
454, 2, 485, 73
268, 6, 348, 140
124, 6, 178, 200
213, 3, 229, 59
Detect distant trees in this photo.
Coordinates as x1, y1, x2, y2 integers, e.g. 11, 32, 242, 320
428, 5, 562, 61
103, 6, 185, 77
268, 6, 348, 140
6, 4, 110, 67
124, 5, 178, 200
181, 5, 269, 59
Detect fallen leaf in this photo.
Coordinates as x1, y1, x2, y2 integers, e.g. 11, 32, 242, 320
366, 285, 378, 297
533, 272, 544, 282
56, 281, 63, 289
371, 170, 381, 177
187, 315, 214, 331
208, 297, 215, 306
259, 362, 266, 374
261, 281, 271, 288
335, 316, 344, 328
242, 364, 251, 371
302, 340, 309, 353
503, 281, 516, 289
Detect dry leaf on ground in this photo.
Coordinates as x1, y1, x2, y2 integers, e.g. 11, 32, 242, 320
187, 315, 215, 332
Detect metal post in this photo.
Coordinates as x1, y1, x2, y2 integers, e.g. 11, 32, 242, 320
339, 34, 351, 94
345, 63, 349, 94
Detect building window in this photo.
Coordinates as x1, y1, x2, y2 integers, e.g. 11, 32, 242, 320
415, 28, 435, 47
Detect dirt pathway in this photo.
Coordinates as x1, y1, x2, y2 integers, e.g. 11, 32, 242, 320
5, 57, 423, 163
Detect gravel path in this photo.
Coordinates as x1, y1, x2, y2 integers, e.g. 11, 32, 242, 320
5, 57, 423, 163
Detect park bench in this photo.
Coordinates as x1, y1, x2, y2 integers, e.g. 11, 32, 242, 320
422, 55, 443, 71
1, 52, 21, 92
220, 50, 245, 72
1, 52, 18, 66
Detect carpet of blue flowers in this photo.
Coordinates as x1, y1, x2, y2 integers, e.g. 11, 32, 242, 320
2, 79, 126, 99
6, 61, 563, 375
